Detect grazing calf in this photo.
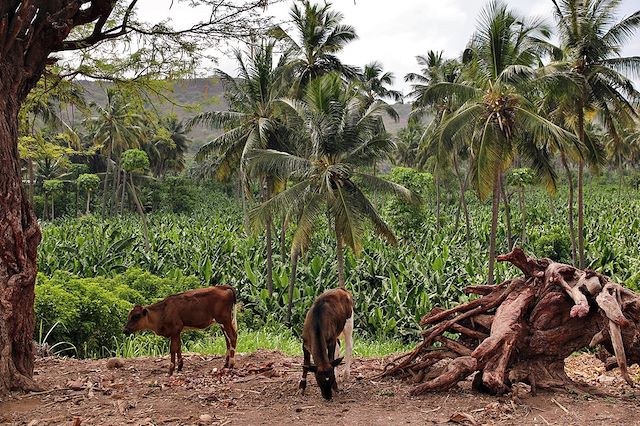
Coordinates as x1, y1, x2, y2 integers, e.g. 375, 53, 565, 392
299, 288, 354, 400
123, 286, 237, 375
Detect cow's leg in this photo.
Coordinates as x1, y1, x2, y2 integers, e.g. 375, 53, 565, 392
299, 345, 311, 394
169, 335, 180, 376
327, 340, 339, 393
177, 334, 184, 372
227, 321, 237, 369
342, 310, 354, 379
220, 321, 237, 369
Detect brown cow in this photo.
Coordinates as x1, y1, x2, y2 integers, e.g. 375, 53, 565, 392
299, 288, 354, 400
124, 286, 237, 375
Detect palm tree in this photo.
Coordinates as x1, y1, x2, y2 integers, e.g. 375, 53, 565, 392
249, 74, 417, 322
425, 1, 576, 285
551, 0, 640, 268
406, 51, 463, 234
356, 62, 403, 106
188, 40, 291, 297
271, 0, 358, 94
146, 115, 190, 178
88, 88, 144, 218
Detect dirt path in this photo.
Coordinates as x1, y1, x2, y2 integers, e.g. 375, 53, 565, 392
1, 351, 638, 425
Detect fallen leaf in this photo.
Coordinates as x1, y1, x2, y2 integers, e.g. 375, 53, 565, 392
450, 412, 478, 425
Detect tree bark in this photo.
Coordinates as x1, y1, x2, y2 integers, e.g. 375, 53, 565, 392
120, 170, 127, 215
286, 249, 300, 325
264, 178, 274, 298
487, 168, 501, 286
560, 152, 577, 265
86, 191, 91, 215
500, 173, 513, 250
517, 187, 525, 245
101, 143, 112, 219
128, 175, 151, 252
577, 160, 585, 268
335, 220, 346, 288
435, 170, 441, 233
576, 100, 586, 269
0, 87, 43, 395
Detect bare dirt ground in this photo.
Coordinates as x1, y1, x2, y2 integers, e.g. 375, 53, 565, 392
1, 351, 639, 425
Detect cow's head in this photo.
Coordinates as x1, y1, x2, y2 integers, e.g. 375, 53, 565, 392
306, 357, 343, 400
124, 305, 150, 335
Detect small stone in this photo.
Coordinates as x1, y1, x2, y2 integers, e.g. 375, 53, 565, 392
27, 420, 38, 426
106, 358, 125, 369
66, 379, 84, 391
199, 414, 213, 423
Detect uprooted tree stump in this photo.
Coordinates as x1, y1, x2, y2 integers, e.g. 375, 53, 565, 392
383, 248, 640, 395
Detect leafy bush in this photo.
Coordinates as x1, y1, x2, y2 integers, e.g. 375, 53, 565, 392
122, 149, 150, 173
159, 176, 198, 213
385, 167, 433, 233
534, 227, 572, 263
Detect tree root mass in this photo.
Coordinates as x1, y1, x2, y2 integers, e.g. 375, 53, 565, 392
384, 248, 640, 395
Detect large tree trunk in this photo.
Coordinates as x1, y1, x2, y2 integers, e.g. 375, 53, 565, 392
0, 85, 42, 395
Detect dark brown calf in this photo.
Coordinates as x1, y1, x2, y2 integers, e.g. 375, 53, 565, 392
299, 288, 354, 400
124, 286, 237, 375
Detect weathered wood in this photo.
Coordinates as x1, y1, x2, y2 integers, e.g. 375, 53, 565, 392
385, 248, 640, 395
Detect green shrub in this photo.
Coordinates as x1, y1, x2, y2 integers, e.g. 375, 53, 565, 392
34, 268, 209, 357
534, 227, 572, 263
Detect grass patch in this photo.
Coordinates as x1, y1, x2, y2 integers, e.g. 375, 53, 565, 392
110, 327, 414, 359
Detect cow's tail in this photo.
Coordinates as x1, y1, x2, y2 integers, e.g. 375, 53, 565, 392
229, 286, 238, 332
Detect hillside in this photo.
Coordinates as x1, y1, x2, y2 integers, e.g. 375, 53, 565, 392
77, 78, 414, 148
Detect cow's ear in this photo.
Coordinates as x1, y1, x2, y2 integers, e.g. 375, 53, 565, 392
304, 364, 317, 373
142, 308, 148, 316
331, 357, 344, 367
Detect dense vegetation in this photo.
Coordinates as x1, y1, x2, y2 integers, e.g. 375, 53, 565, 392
36, 177, 640, 357
18, 0, 640, 360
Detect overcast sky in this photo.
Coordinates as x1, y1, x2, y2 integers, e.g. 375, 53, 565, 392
137, 0, 640, 95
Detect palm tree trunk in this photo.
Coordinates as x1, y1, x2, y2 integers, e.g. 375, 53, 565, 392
500, 173, 513, 250
240, 171, 250, 233
560, 152, 577, 265
487, 168, 501, 286
286, 248, 300, 325
264, 177, 274, 298
280, 214, 288, 259
112, 157, 121, 216
577, 160, 585, 268
335, 220, 346, 288
101, 143, 113, 219
128, 175, 151, 252
86, 191, 91, 215
50, 194, 54, 220
518, 187, 526, 245
453, 154, 471, 246
120, 170, 127, 215
577, 99, 586, 269
435, 170, 441, 232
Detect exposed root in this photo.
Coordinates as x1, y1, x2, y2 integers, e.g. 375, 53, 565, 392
384, 248, 640, 395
